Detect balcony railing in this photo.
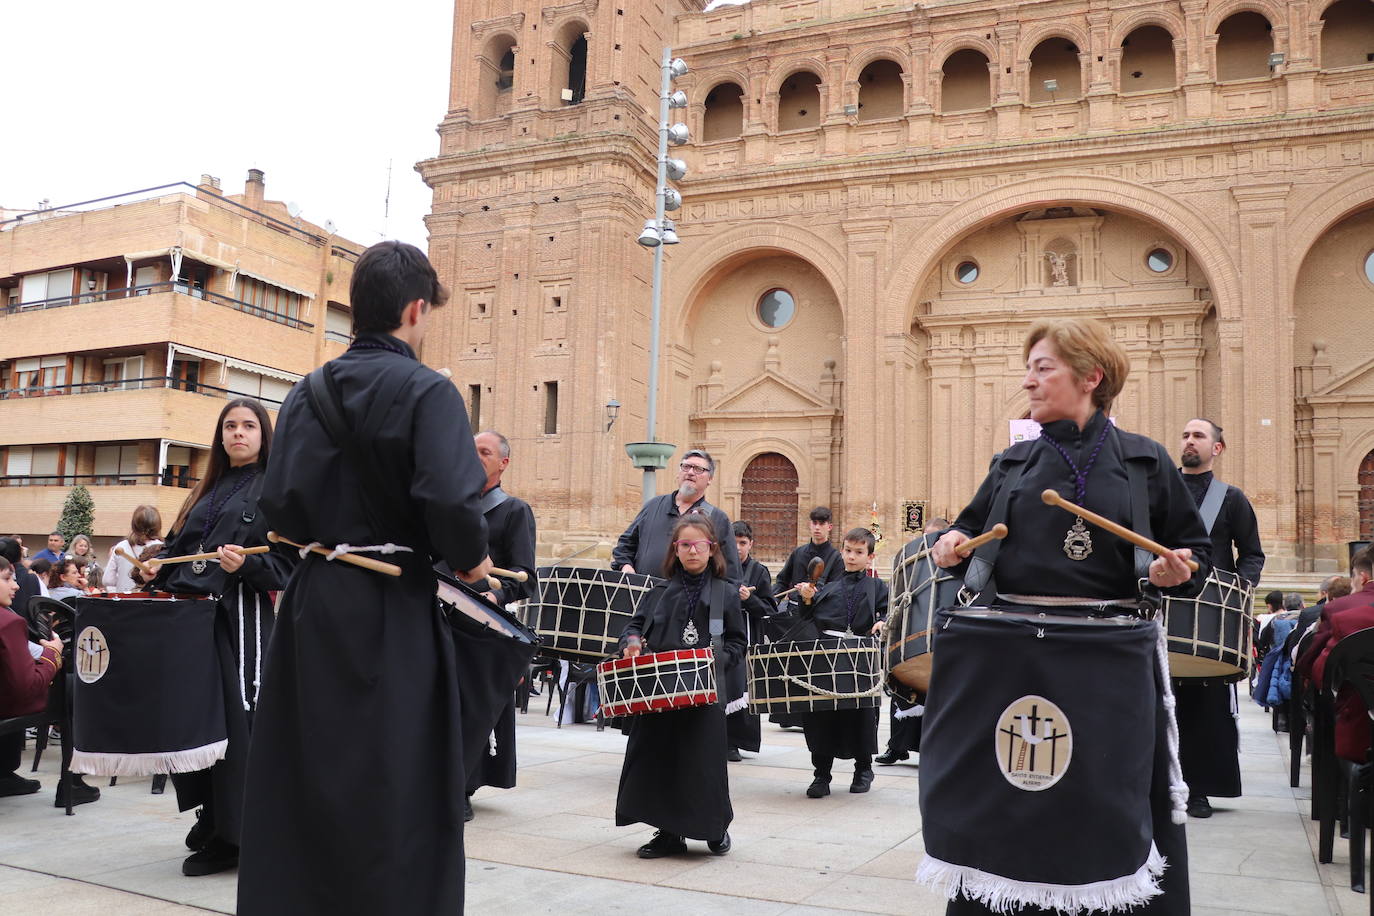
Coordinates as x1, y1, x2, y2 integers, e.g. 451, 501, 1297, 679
0, 473, 200, 489
3, 281, 314, 330
0, 375, 287, 409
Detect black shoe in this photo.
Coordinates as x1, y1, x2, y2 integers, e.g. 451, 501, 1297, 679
464, 797, 475, 823
182, 837, 238, 876
708, 831, 732, 855
54, 776, 99, 808
151, 773, 167, 795
850, 770, 875, 793
0, 772, 40, 797
726, 747, 743, 762
1187, 795, 1213, 819
636, 830, 687, 859
806, 778, 831, 798
186, 808, 213, 851
875, 750, 909, 765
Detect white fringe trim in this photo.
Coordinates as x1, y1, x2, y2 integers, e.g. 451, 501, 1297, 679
724, 693, 750, 715
893, 703, 925, 720
915, 845, 1167, 915
71, 739, 229, 777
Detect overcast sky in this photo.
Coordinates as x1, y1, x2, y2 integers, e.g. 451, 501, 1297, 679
3, 1, 454, 249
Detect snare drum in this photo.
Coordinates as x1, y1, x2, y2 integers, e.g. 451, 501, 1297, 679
596, 648, 717, 717
523, 566, 662, 661
884, 532, 967, 694
748, 636, 883, 715
70, 593, 225, 776
1160, 567, 1254, 681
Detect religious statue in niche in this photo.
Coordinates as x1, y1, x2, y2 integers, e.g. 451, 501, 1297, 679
1044, 250, 1075, 287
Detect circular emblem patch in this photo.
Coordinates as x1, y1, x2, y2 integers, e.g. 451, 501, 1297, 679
994, 694, 1072, 791
75, 626, 110, 684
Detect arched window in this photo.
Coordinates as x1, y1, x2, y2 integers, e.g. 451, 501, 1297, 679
1361, 448, 1374, 540
1028, 38, 1082, 102
703, 82, 744, 140
857, 59, 904, 120
941, 49, 991, 113
778, 71, 822, 130
477, 35, 517, 119
1215, 11, 1274, 81
1320, 0, 1374, 69
1120, 25, 1178, 91
550, 22, 589, 106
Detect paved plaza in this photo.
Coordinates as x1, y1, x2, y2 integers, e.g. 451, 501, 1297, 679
0, 696, 1362, 914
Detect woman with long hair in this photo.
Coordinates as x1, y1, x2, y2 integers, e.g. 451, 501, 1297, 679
104, 505, 163, 592
151, 397, 290, 877
615, 514, 746, 859
68, 534, 102, 590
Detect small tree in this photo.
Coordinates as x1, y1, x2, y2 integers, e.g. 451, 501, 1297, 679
56, 485, 96, 545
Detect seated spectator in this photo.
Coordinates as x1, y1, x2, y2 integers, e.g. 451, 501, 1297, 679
104, 505, 163, 593
46, 559, 85, 604
27, 559, 52, 597
0, 556, 64, 799
1287, 575, 1351, 663
0, 539, 42, 619
69, 535, 102, 591
31, 532, 66, 566
1296, 548, 1374, 761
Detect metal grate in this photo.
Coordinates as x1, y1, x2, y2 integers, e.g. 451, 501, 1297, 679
1360, 449, 1374, 540
739, 452, 799, 562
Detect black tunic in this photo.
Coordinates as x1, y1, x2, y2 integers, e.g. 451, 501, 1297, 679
612, 493, 741, 582
615, 570, 746, 841
798, 571, 888, 761
467, 488, 537, 795
152, 464, 291, 848
937, 412, 1211, 916
726, 556, 774, 752
238, 334, 488, 916
775, 540, 843, 592
1173, 471, 1265, 799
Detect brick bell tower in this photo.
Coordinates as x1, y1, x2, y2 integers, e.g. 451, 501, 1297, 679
419, 1, 705, 557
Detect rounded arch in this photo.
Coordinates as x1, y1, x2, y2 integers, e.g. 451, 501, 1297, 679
671, 224, 848, 339
1110, 12, 1184, 47
766, 59, 829, 96
479, 30, 519, 54
549, 16, 591, 46
884, 175, 1241, 331
846, 45, 912, 81
1312, 0, 1361, 18
1286, 170, 1374, 300
733, 437, 812, 483
1018, 24, 1090, 60
1206, 1, 1282, 35
699, 70, 751, 99
932, 35, 998, 68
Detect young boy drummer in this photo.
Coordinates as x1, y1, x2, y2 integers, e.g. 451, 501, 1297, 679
794, 527, 888, 797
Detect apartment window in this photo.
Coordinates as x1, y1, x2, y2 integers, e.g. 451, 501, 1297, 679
468, 385, 482, 429
163, 445, 196, 488
325, 303, 353, 343
543, 381, 559, 435
103, 356, 145, 391
9, 356, 67, 395
133, 265, 160, 293
237, 276, 304, 323
225, 367, 294, 407
4, 445, 62, 485
95, 445, 140, 484
19, 268, 75, 307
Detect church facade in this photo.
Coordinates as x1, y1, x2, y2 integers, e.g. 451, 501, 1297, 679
420, 0, 1374, 572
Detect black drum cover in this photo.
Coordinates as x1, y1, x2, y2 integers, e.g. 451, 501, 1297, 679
748, 636, 883, 715
1160, 567, 1254, 681
70, 595, 226, 776
919, 608, 1162, 906
524, 566, 662, 662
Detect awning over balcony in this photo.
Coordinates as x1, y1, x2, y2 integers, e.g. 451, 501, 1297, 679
232, 269, 315, 300
166, 343, 302, 383
123, 246, 237, 286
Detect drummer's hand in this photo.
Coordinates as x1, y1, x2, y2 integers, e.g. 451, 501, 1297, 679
457, 556, 494, 586
931, 530, 970, 568
620, 564, 636, 575
797, 581, 817, 603
38, 634, 62, 657
870, 620, 884, 636
218, 545, 246, 574
623, 636, 643, 659
738, 584, 754, 601
1149, 548, 1194, 589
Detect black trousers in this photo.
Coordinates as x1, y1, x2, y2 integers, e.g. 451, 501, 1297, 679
812, 750, 872, 780
0, 732, 22, 774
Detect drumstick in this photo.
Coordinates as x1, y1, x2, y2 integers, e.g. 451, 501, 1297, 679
116, 547, 155, 579
1040, 490, 1199, 571
154, 545, 272, 566
775, 557, 826, 600
489, 566, 528, 582
266, 532, 403, 577
954, 523, 1008, 558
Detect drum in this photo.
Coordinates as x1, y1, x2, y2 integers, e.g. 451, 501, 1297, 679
596, 648, 717, 718
70, 593, 225, 777
747, 635, 884, 715
918, 607, 1164, 911
1160, 567, 1255, 681
884, 532, 967, 695
523, 566, 662, 661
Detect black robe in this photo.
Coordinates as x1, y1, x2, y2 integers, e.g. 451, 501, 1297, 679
774, 540, 844, 595
798, 571, 888, 762
238, 334, 488, 916
615, 570, 746, 841
1173, 471, 1265, 799
612, 493, 741, 583
726, 556, 774, 752
152, 464, 291, 849
935, 412, 1211, 916
467, 488, 537, 795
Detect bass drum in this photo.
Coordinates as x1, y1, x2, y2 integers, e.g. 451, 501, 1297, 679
883, 531, 967, 696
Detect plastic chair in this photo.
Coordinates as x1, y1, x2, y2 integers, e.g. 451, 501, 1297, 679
1291, 629, 1317, 788
1323, 625, 1374, 902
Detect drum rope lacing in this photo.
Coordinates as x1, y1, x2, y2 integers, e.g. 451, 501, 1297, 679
298, 542, 415, 561
776, 671, 885, 700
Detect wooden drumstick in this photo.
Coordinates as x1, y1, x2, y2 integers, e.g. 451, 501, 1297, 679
154, 545, 272, 566
953, 523, 1009, 558
266, 532, 403, 577
116, 547, 155, 579
1039, 490, 1199, 571
489, 566, 528, 582
775, 556, 826, 601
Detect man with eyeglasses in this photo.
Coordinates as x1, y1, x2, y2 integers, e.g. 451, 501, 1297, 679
613, 449, 741, 583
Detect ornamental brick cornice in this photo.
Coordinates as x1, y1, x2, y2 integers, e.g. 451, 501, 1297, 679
471, 13, 524, 37
543, 1, 598, 25
1231, 183, 1292, 209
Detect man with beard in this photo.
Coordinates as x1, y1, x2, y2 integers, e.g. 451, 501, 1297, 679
613, 448, 740, 583
1175, 417, 1264, 819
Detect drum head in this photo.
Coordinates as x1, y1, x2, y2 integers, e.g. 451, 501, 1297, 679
1167, 653, 1244, 680
890, 654, 932, 693
436, 573, 538, 644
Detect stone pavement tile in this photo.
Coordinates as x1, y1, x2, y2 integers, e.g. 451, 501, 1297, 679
726, 834, 890, 871
0, 869, 221, 914
497, 810, 634, 845
1191, 871, 1335, 915
466, 821, 608, 867
83, 859, 237, 913
660, 858, 846, 904
535, 834, 725, 884
852, 845, 923, 880
801, 872, 949, 915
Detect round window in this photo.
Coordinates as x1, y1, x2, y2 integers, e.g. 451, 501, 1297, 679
757, 288, 795, 328
955, 261, 979, 284
1365, 250, 1374, 285
1146, 248, 1174, 273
